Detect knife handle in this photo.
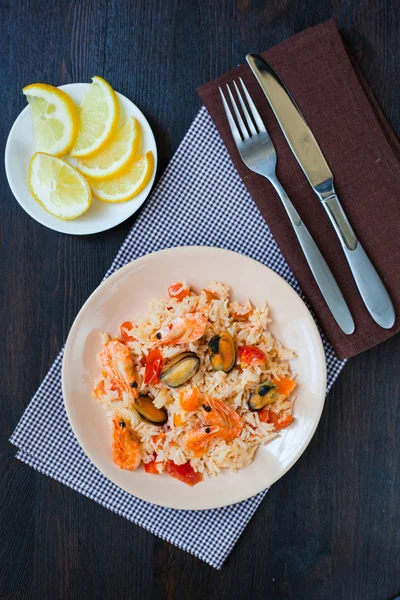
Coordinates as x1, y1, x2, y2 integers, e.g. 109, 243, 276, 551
342, 242, 395, 329
321, 193, 395, 329
270, 179, 355, 335
321, 194, 357, 250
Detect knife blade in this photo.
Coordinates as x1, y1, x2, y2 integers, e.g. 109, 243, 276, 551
246, 53, 395, 330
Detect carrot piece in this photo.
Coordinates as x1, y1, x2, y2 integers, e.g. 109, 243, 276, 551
151, 432, 166, 445
168, 282, 190, 302
93, 379, 106, 399
202, 289, 219, 301
272, 377, 296, 397
179, 387, 200, 412
173, 414, 182, 427
274, 415, 293, 430
120, 321, 135, 343
232, 303, 253, 321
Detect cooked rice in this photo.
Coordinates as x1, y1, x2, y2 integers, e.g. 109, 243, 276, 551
94, 282, 296, 478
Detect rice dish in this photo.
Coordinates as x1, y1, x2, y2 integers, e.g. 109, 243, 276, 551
93, 281, 296, 486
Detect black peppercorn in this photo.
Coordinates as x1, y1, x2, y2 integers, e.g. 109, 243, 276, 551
156, 332, 162, 339
202, 404, 211, 412
119, 421, 125, 427
205, 427, 211, 434
130, 381, 138, 388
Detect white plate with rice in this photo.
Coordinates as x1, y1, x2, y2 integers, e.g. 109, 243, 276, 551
62, 246, 326, 510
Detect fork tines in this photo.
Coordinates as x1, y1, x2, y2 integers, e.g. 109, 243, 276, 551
219, 78, 266, 142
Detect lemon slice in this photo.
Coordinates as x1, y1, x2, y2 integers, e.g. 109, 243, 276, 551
70, 76, 119, 159
75, 117, 140, 180
29, 152, 92, 219
23, 83, 79, 156
89, 151, 154, 202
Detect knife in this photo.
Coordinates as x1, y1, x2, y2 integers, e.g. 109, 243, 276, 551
246, 54, 395, 330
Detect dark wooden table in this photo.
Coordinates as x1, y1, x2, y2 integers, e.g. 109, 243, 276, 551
2, 2, 400, 599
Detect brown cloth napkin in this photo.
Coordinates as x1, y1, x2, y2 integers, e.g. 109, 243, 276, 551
198, 20, 400, 360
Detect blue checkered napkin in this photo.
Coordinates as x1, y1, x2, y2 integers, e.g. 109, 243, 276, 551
10, 106, 346, 569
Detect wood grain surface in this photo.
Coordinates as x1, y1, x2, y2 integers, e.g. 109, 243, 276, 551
1, 1, 400, 599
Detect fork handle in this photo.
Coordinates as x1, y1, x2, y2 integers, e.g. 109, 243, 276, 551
270, 179, 355, 335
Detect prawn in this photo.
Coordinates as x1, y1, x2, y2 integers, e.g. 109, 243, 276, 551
201, 396, 243, 441
185, 397, 244, 456
184, 426, 221, 457
100, 339, 140, 405
153, 312, 207, 345
112, 416, 141, 470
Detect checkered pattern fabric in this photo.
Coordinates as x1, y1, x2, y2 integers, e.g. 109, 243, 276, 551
10, 106, 345, 569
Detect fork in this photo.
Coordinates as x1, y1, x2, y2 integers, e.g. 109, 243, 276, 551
219, 79, 355, 335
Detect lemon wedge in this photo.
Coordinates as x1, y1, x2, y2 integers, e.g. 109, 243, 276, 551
75, 117, 140, 180
29, 152, 92, 219
89, 151, 154, 202
70, 76, 119, 159
22, 83, 79, 156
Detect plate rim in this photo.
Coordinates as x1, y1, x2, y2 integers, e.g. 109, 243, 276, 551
62, 246, 327, 510
4, 82, 158, 235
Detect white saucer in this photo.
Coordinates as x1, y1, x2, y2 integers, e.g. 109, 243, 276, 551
5, 83, 157, 235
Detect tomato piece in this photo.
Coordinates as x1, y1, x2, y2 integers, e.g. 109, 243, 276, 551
259, 409, 279, 423
144, 460, 161, 475
166, 461, 203, 486
259, 409, 293, 429
144, 348, 163, 384
168, 282, 190, 302
238, 346, 267, 367
272, 377, 296, 397
179, 387, 200, 412
120, 321, 135, 343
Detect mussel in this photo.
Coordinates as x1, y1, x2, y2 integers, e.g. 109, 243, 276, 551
160, 351, 200, 388
249, 381, 278, 411
208, 331, 235, 373
132, 394, 168, 425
